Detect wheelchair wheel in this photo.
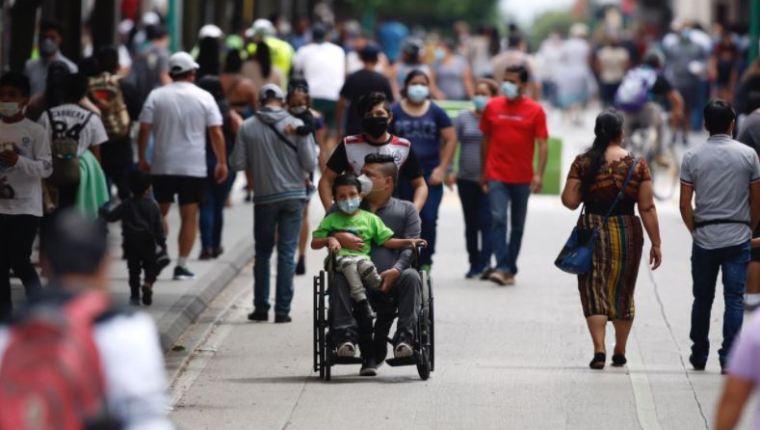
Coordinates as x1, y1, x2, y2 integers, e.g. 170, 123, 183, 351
316, 271, 328, 380
427, 274, 435, 372
416, 270, 433, 380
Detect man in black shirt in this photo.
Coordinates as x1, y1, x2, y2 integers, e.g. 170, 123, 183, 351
335, 44, 394, 140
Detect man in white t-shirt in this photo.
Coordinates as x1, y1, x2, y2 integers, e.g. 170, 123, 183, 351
293, 23, 345, 137
137, 52, 228, 281
0, 73, 52, 321
38, 73, 109, 209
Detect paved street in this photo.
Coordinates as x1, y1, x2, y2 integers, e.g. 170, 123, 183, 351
166, 111, 757, 430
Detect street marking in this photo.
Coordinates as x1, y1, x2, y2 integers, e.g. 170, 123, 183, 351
628, 332, 663, 430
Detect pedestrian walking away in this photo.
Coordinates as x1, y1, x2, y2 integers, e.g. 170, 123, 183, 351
561, 109, 662, 370
100, 170, 170, 306
0, 210, 174, 429
480, 64, 549, 286
137, 51, 229, 281
319, 91, 428, 213
680, 100, 760, 373
737, 108, 760, 311
449, 78, 498, 279
230, 83, 316, 323
0, 72, 52, 321
390, 69, 457, 269
715, 313, 760, 429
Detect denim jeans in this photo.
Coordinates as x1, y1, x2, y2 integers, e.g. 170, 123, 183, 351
253, 199, 304, 316
488, 181, 530, 275
398, 174, 443, 267
690, 241, 750, 367
457, 179, 492, 272
199, 173, 235, 250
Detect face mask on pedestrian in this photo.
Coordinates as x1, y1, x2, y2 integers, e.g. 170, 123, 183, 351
407, 84, 429, 103
501, 81, 519, 100
290, 105, 307, 115
434, 48, 446, 62
0, 102, 20, 118
473, 95, 489, 112
362, 116, 389, 139
357, 174, 374, 196
336, 196, 362, 215
39, 37, 59, 57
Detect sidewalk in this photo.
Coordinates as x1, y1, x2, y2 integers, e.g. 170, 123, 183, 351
8, 176, 255, 352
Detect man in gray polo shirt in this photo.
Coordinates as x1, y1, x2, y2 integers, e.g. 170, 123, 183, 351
680, 100, 760, 373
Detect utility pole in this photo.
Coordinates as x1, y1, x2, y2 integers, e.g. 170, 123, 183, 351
751, 0, 760, 63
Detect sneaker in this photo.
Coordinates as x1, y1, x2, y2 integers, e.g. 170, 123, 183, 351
274, 314, 292, 323
337, 342, 357, 358
129, 294, 140, 306
479, 267, 495, 281
199, 248, 214, 260
394, 342, 413, 359
173, 266, 195, 281
141, 284, 153, 306
247, 311, 268, 322
689, 354, 706, 371
359, 358, 378, 376
355, 299, 376, 320
488, 270, 514, 286
745, 299, 760, 312
295, 255, 306, 276
212, 246, 224, 258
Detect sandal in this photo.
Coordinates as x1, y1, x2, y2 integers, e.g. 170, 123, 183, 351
589, 352, 606, 370
611, 354, 627, 367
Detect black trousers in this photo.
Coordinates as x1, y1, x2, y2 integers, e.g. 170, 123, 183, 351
125, 235, 159, 294
0, 214, 42, 320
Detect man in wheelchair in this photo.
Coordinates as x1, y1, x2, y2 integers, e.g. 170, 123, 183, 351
325, 154, 424, 376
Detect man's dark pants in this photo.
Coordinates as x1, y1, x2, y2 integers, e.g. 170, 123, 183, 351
332, 269, 421, 361
690, 241, 750, 368
0, 214, 42, 320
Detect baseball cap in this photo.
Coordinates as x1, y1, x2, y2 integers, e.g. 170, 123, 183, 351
359, 43, 380, 62
169, 51, 200, 75
259, 83, 284, 101
199, 24, 223, 39
251, 19, 275, 39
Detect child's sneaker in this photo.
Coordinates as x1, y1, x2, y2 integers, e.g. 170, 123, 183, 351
141, 284, 153, 306
355, 299, 376, 320
129, 288, 140, 306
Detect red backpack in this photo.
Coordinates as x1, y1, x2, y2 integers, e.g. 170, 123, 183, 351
0, 291, 114, 430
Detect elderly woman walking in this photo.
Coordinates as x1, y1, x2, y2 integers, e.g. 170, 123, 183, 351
561, 110, 662, 369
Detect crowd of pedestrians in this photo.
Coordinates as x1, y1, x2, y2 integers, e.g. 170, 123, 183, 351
3, 8, 760, 428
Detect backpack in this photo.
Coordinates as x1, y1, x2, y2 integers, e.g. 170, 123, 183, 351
614, 67, 657, 113
0, 291, 115, 430
88, 73, 130, 139
46, 110, 91, 188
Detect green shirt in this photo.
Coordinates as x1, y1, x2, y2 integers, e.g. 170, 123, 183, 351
313, 209, 395, 257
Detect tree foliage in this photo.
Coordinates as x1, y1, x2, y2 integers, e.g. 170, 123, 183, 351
528, 10, 577, 50
341, 0, 500, 28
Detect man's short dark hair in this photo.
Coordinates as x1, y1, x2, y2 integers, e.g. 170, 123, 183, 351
355, 92, 391, 118
64, 73, 89, 103
504, 64, 529, 83
704, 99, 736, 135
364, 153, 398, 185
358, 44, 380, 63
43, 209, 108, 277
96, 46, 120, 74
128, 170, 152, 196
332, 173, 362, 197
0, 72, 31, 97
40, 21, 63, 37
170, 70, 194, 81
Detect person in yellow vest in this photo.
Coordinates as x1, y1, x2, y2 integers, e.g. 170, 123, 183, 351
245, 19, 294, 86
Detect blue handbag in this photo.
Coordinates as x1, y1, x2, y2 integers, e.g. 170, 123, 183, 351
555, 158, 638, 275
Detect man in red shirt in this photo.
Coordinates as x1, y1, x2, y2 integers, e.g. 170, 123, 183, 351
480, 65, 549, 286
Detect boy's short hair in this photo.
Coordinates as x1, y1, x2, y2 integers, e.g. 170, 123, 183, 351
704, 99, 736, 135
128, 170, 152, 196
332, 173, 362, 197
355, 92, 391, 118
0, 72, 31, 97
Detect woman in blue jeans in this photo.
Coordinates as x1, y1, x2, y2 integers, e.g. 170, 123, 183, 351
197, 76, 241, 259
390, 70, 457, 269
447, 79, 498, 278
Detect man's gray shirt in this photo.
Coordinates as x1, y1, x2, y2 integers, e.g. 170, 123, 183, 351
366, 197, 421, 273
681, 134, 760, 249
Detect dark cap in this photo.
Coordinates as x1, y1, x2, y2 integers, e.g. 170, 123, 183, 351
359, 43, 380, 63
312, 23, 327, 42
43, 209, 108, 277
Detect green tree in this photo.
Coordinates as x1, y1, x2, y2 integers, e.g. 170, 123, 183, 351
341, 0, 500, 29
528, 10, 576, 50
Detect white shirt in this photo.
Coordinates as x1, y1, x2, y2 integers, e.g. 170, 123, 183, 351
139, 81, 223, 177
294, 42, 346, 101
38, 104, 108, 157
0, 311, 174, 430
0, 119, 52, 217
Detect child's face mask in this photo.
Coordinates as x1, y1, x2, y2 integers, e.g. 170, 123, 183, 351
337, 197, 361, 214
290, 105, 307, 115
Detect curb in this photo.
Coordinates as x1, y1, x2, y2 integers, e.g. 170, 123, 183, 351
155, 237, 252, 352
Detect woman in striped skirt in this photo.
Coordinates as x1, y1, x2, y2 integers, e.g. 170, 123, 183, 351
561, 110, 662, 370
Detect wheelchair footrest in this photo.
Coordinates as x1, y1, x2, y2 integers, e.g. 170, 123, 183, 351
332, 356, 364, 365
385, 356, 417, 367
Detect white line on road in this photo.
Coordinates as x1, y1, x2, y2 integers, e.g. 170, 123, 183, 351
628, 332, 663, 430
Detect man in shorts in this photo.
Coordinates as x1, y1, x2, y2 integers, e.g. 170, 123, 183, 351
137, 52, 228, 280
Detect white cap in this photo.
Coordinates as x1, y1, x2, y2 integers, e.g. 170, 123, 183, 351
199, 24, 223, 39
258, 83, 284, 101
168, 52, 200, 75
142, 11, 160, 26
251, 19, 275, 38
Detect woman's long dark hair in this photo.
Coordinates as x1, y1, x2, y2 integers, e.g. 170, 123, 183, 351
581, 110, 624, 199
255, 41, 272, 79
196, 37, 221, 79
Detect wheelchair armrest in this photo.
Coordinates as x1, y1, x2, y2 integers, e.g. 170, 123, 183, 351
411, 243, 427, 270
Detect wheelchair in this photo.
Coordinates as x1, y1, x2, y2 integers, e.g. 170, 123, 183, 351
313, 247, 435, 381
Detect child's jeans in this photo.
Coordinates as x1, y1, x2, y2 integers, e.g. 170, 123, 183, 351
335, 255, 382, 302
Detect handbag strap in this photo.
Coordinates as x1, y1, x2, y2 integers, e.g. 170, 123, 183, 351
259, 115, 298, 153
602, 157, 639, 223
